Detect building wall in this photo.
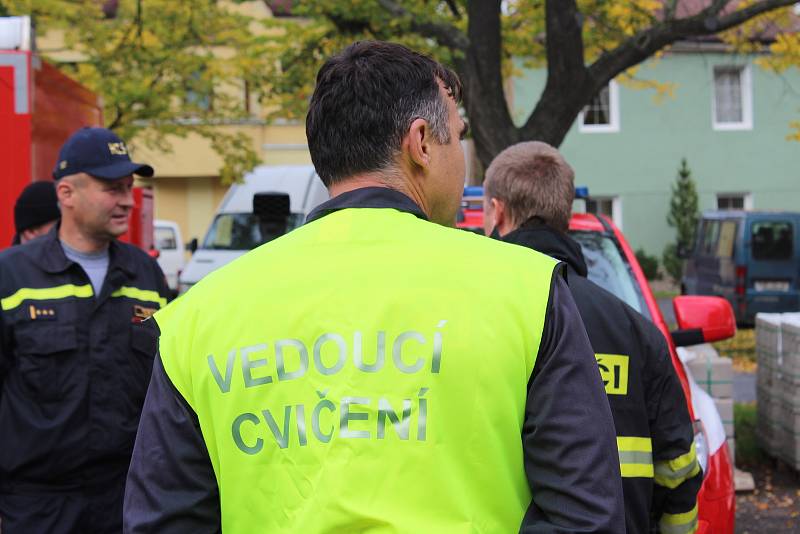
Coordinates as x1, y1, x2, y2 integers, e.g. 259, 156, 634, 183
152, 176, 230, 248
512, 51, 800, 256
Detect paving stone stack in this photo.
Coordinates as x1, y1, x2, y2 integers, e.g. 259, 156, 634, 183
776, 315, 800, 470
756, 314, 783, 458
685, 343, 736, 460
756, 312, 800, 470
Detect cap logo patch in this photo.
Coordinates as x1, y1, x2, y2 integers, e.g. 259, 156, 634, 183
59, 160, 67, 169
108, 142, 128, 156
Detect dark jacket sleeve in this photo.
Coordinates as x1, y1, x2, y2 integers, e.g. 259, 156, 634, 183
0, 311, 8, 392
520, 275, 625, 533
124, 351, 221, 534
645, 328, 702, 529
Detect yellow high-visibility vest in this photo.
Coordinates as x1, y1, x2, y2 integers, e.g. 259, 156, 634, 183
156, 207, 558, 533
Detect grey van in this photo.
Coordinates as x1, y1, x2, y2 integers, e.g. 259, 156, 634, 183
682, 210, 800, 324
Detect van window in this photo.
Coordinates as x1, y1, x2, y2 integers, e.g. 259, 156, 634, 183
699, 220, 720, 256
155, 227, 177, 250
751, 221, 793, 260
716, 220, 737, 258
203, 212, 304, 250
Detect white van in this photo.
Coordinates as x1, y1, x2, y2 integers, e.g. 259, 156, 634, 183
154, 219, 185, 296
178, 165, 328, 294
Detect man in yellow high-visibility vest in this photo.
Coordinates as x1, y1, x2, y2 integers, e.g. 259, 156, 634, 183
124, 41, 624, 533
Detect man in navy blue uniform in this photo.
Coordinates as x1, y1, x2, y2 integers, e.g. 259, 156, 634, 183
484, 141, 702, 534
0, 128, 170, 533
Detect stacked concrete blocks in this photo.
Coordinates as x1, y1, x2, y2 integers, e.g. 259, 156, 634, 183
755, 312, 800, 470
685, 343, 736, 460
756, 314, 783, 458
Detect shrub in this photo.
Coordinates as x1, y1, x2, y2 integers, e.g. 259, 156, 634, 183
635, 248, 660, 280
664, 158, 699, 282
662, 243, 683, 283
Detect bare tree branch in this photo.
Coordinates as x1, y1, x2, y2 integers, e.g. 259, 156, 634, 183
665, 0, 680, 20
714, 0, 796, 32
588, 0, 797, 90
377, 0, 468, 50
444, 0, 461, 19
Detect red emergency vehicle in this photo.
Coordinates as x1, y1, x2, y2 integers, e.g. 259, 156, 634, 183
0, 16, 153, 250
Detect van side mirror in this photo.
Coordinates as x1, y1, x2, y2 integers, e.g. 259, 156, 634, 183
670, 296, 736, 347
187, 238, 198, 254
253, 192, 291, 243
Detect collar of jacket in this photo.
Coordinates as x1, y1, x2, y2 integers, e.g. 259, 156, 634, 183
305, 186, 428, 224
502, 218, 589, 278
22, 223, 137, 277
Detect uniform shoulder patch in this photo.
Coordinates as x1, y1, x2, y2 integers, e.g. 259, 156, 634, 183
595, 353, 629, 395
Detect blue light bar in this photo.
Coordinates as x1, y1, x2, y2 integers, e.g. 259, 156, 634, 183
463, 186, 484, 197
575, 186, 589, 199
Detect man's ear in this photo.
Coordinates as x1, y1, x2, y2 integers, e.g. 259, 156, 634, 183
56, 179, 75, 208
491, 197, 507, 231
404, 118, 432, 169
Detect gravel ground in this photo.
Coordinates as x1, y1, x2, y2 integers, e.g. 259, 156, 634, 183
736, 460, 800, 533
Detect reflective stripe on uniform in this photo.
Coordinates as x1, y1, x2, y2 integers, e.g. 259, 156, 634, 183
655, 443, 700, 489
617, 436, 654, 478
1, 284, 94, 311
111, 287, 166, 308
659, 504, 699, 534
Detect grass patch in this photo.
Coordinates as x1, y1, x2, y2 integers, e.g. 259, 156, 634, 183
652, 290, 679, 300
713, 328, 756, 372
734, 402, 766, 466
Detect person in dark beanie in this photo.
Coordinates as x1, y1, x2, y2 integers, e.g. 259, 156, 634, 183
12, 181, 60, 245
0, 127, 170, 534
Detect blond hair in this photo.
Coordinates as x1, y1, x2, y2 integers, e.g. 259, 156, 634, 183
484, 141, 575, 232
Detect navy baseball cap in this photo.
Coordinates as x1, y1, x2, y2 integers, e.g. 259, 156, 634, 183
53, 127, 154, 180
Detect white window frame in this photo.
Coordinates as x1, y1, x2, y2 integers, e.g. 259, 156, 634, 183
716, 192, 753, 211
586, 195, 623, 230
711, 64, 752, 131
579, 81, 620, 134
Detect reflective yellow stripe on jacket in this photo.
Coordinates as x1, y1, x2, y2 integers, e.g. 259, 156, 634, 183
1, 284, 94, 311
617, 436, 654, 478
110, 286, 167, 308
660, 504, 699, 534
1, 284, 165, 312
655, 443, 700, 489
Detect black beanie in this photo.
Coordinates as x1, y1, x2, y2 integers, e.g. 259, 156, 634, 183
14, 181, 60, 235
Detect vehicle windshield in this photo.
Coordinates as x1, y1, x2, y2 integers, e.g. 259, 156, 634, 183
154, 226, 177, 251
569, 230, 651, 320
751, 220, 793, 260
203, 212, 304, 250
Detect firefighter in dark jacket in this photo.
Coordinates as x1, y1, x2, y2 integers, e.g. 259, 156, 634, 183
484, 141, 702, 534
0, 127, 170, 534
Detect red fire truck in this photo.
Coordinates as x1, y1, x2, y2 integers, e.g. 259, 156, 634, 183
0, 16, 153, 250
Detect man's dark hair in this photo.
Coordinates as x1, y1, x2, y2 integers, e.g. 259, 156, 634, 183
306, 41, 462, 187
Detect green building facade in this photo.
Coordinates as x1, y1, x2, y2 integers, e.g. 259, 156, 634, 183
511, 46, 800, 256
